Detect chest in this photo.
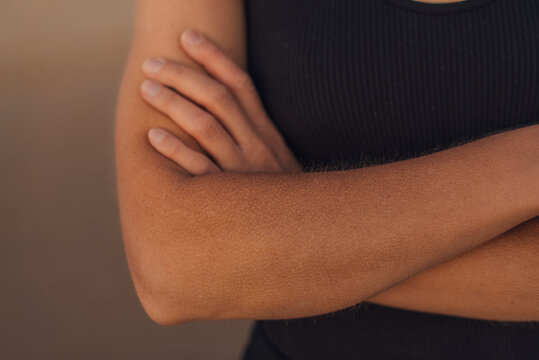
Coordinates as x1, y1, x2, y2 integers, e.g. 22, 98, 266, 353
246, 0, 539, 167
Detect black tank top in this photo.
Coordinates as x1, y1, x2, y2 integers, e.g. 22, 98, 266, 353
242, 0, 539, 359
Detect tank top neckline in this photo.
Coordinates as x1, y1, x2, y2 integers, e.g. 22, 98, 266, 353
384, 0, 497, 14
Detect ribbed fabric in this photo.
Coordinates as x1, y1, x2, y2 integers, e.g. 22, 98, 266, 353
243, 303, 539, 360
242, 0, 539, 359
245, 0, 538, 171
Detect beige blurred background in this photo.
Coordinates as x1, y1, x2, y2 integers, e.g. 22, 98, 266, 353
0, 1, 252, 358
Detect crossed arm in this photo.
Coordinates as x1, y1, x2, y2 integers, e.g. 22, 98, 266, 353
366, 216, 539, 320
115, 0, 539, 325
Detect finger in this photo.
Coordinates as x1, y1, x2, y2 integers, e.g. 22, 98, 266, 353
148, 127, 222, 176
142, 57, 259, 149
180, 29, 299, 168
180, 29, 278, 134
141, 79, 244, 170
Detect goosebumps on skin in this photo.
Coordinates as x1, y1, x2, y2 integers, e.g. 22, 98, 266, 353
115, 0, 539, 325
367, 216, 539, 319
137, 30, 539, 322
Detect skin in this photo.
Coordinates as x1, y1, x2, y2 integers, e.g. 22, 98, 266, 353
115, 0, 539, 325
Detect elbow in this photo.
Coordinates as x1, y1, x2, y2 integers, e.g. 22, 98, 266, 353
120, 210, 235, 325
130, 265, 186, 326
115, 161, 204, 325
115, 155, 236, 324
137, 287, 185, 327
139, 294, 195, 327
121, 229, 204, 326
124, 229, 239, 325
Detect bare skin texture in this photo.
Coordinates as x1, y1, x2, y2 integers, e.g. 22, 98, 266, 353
115, 0, 539, 325
138, 31, 539, 323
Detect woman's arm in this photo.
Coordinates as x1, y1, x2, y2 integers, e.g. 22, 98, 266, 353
115, 0, 539, 325
115, 0, 246, 169
136, 33, 539, 323
367, 216, 539, 321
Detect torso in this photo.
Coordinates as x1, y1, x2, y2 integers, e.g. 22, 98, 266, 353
245, 0, 538, 170
243, 0, 539, 358
415, 0, 466, 3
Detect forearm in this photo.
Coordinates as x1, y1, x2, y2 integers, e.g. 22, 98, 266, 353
367, 216, 539, 321
116, 100, 539, 325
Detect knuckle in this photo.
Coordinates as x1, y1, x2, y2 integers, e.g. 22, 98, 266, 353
192, 112, 221, 140
195, 160, 215, 174
203, 43, 223, 62
251, 141, 276, 163
233, 71, 255, 93
158, 90, 175, 110
168, 63, 186, 79
168, 140, 183, 159
211, 85, 233, 107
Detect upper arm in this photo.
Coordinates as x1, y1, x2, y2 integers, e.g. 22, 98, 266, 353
114, 0, 246, 324
116, 0, 246, 157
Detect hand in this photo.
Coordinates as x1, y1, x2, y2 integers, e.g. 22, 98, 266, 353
139, 29, 302, 176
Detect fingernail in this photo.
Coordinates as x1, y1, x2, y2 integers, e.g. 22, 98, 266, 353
148, 128, 166, 143
143, 58, 165, 73
183, 29, 202, 46
141, 80, 162, 97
